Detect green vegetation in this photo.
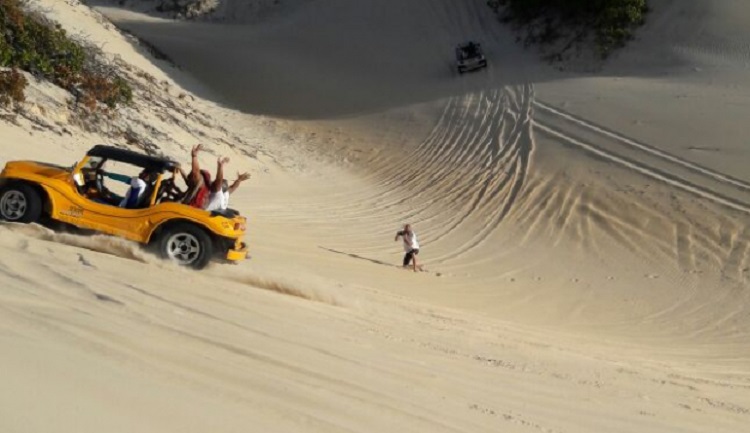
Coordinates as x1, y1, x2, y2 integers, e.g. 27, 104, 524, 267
0, 0, 132, 109
489, 0, 649, 59
0, 68, 27, 106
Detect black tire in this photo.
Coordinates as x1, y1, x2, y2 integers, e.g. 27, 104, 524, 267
0, 183, 43, 223
157, 223, 213, 270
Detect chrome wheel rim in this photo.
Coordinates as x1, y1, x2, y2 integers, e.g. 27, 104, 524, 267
166, 232, 201, 265
0, 190, 27, 221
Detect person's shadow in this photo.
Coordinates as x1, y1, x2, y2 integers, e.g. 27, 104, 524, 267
318, 246, 398, 268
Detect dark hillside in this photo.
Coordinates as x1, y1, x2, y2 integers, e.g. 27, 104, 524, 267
489, 0, 649, 60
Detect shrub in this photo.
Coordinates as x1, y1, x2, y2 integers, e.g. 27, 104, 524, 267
77, 73, 133, 110
0, 68, 27, 107
0, 0, 133, 110
491, 0, 648, 58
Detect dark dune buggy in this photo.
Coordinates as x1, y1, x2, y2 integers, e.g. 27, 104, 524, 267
456, 41, 487, 74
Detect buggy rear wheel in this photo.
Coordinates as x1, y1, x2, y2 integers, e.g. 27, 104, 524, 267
158, 223, 213, 269
0, 183, 42, 223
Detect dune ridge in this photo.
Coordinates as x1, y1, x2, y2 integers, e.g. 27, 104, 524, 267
1, 0, 750, 431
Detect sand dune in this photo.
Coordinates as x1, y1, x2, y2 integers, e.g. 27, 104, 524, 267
91, 0, 541, 118
2, 0, 750, 431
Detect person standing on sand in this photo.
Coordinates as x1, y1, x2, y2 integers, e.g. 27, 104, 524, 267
395, 224, 421, 271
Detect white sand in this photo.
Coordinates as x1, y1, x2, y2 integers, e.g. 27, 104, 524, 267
1, 0, 749, 431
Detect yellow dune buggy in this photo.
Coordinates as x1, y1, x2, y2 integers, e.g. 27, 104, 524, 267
0, 145, 248, 269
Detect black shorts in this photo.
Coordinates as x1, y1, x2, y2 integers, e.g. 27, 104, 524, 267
403, 249, 419, 266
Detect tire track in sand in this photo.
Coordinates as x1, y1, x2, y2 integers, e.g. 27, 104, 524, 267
358, 85, 535, 264
533, 101, 750, 213
529, 99, 750, 279
286, 84, 536, 266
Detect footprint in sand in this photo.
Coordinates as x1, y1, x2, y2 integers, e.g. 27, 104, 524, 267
78, 253, 95, 268
16, 239, 29, 251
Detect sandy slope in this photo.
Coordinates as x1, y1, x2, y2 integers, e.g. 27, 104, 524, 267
2, 0, 750, 431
